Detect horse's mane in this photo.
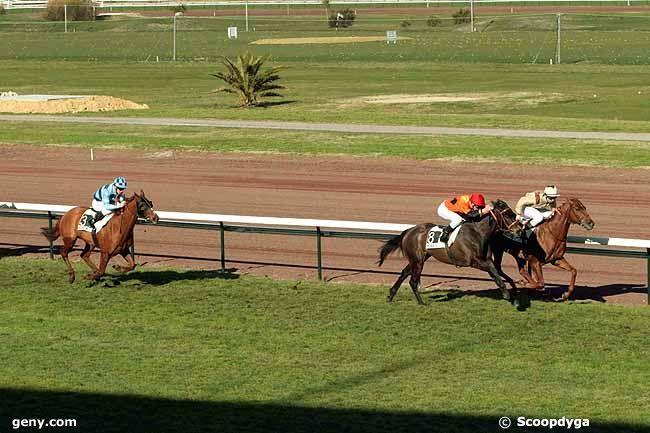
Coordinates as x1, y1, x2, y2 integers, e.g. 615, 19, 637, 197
492, 199, 510, 210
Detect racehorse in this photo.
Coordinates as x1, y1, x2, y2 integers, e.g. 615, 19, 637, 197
494, 198, 595, 301
41, 191, 159, 283
377, 200, 522, 306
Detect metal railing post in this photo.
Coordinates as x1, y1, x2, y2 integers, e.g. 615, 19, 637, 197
219, 222, 225, 272
647, 248, 649, 305
47, 211, 54, 259
316, 227, 322, 280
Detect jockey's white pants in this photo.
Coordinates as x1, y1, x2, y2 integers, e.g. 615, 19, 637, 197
437, 202, 464, 229
91, 199, 113, 216
523, 207, 552, 227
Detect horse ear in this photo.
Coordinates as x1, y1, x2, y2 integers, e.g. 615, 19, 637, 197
140, 189, 145, 197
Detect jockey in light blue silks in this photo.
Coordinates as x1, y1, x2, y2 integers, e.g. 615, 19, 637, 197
80, 176, 128, 232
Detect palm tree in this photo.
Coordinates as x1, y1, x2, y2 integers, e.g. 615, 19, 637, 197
212, 51, 285, 107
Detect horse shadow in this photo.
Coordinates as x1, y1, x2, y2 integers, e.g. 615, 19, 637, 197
538, 283, 647, 303
422, 282, 647, 304
97, 268, 240, 287
424, 287, 506, 303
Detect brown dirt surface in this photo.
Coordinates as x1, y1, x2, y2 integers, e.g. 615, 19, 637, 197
1, 145, 648, 306
0, 96, 149, 114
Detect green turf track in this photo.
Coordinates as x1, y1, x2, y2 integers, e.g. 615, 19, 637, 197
1, 257, 650, 433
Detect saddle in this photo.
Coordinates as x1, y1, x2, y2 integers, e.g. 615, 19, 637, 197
78, 209, 113, 233
426, 225, 461, 249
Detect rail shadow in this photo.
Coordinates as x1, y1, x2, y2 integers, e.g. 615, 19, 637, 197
1, 388, 648, 433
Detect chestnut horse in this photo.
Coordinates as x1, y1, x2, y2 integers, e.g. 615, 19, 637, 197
41, 191, 159, 283
377, 200, 523, 307
494, 198, 595, 301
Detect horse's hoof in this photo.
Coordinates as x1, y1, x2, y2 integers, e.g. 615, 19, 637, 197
386, 297, 393, 303
68, 274, 75, 284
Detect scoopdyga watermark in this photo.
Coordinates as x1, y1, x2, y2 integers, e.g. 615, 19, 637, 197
499, 416, 590, 429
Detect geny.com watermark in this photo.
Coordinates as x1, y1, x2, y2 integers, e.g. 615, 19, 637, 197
12, 418, 77, 430
499, 416, 590, 429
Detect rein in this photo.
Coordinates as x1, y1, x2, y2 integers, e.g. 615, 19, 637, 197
489, 208, 516, 232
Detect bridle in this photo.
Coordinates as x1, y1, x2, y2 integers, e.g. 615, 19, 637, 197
489, 206, 518, 233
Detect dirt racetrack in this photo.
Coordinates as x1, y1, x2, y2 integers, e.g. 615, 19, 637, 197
1, 145, 648, 305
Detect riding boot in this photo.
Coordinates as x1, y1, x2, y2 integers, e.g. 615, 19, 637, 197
522, 227, 534, 244
439, 225, 453, 243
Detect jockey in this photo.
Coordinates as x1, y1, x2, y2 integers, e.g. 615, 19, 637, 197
80, 176, 128, 232
515, 185, 560, 240
437, 193, 493, 242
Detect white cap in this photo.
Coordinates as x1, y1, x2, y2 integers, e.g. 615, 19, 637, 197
543, 185, 560, 197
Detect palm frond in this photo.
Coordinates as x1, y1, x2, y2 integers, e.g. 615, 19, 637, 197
211, 51, 286, 107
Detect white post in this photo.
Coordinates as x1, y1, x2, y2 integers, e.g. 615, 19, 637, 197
64, 4, 67, 33
556, 14, 561, 65
470, 0, 474, 33
173, 12, 182, 62
245, 1, 249, 32
90, 148, 94, 161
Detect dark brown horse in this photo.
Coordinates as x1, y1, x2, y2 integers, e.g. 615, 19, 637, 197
494, 198, 595, 301
377, 200, 523, 307
41, 191, 159, 283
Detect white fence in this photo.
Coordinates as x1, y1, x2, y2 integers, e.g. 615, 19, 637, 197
2, 0, 646, 10
0, 201, 413, 232
2, 201, 649, 304
2, 200, 650, 248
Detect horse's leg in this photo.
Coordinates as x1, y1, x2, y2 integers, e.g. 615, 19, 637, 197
474, 258, 511, 301
114, 246, 136, 274
60, 237, 77, 284
493, 247, 518, 291
387, 264, 411, 303
551, 257, 577, 301
80, 242, 98, 273
528, 257, 546, 290
408, 259, 426, 306
113, 238, 135, 273
89, 251, 111, 281
517, 256, 543, 291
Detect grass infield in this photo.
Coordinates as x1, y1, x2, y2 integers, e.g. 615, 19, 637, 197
1, 257, 650, 432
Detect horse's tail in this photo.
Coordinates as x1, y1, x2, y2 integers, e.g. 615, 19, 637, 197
41, 221, 61, 242
377, 230, 407, 267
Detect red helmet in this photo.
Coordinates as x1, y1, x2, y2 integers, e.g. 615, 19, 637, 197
469, 193, 486, 207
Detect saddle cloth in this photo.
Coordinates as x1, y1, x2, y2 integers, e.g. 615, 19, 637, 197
78, 209, 114, 233
425, 225, 461, 249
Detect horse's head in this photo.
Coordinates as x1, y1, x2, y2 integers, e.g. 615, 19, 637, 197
563, 198, 594, 231
490, 199, 522, 236
134, 190, 159, 224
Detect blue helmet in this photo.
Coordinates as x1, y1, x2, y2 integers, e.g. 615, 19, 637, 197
113, 176, 128, 189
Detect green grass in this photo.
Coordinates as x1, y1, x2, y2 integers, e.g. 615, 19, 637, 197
2, 124, 649, 168
2, 11, 650, 166
1, 257, 650, 432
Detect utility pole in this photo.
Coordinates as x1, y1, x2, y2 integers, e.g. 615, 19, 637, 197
555, 14, 561, 65
173, 12, 182, 62
470, 0, 474, 33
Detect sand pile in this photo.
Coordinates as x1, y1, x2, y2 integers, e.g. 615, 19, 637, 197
0, 95, 149, 114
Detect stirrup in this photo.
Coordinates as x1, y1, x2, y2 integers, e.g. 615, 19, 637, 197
503, 231, 523, 243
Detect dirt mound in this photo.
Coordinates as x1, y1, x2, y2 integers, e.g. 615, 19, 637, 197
0, 95, 149, 114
